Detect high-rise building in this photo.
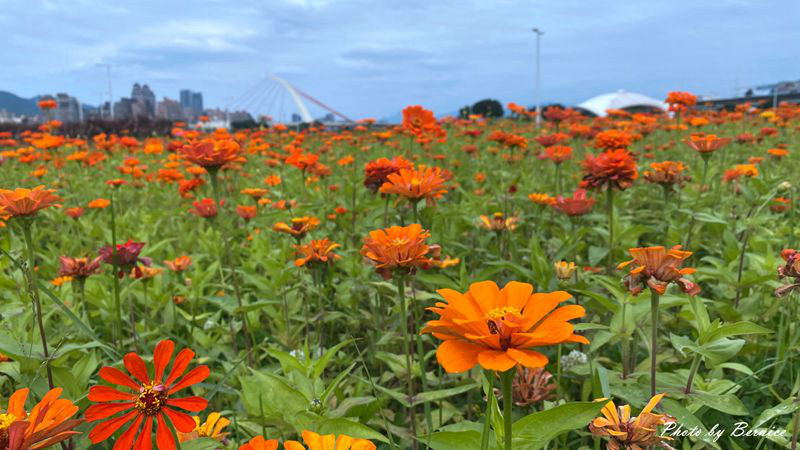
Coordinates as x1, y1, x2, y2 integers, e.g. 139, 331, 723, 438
191, 92, 203, 116
131, 83, 156, 118
156, 97, 185, 121
51, 93, 82, 123
113, 98, 133, 120
179, 89, 192, 110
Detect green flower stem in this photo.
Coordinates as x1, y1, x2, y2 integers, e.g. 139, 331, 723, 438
606, 188, 614, 272
684, 354, 702, 394
480, 369, 494, 450
21, 223, 54, 389
650, 289, 660, 397
501, 368, 514, 450
209, 168, 254, 361
396, 274, 418, 442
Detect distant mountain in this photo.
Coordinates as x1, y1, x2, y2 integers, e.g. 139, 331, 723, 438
0, 91, 39, 116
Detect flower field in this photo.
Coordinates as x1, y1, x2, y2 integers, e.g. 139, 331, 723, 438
0, 95, 799, 449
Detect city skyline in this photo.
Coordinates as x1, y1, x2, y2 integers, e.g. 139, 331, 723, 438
1, 0, 798, 120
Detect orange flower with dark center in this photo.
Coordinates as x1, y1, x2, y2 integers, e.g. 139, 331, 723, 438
402, 105, 437, 136
734, 164, 758, 178
617, 246, 700, 296
273, 216, 320, 239
286, 152, 319, 172
580, 149, 638, 191
180, 139, 240, 169
360, 224, 435, 280
589, 393, 676, 449
363, 156, 413, 193
684, 134, 731, 154
165, 255, 192, 272
642, 161, 690, 188
86, 339, 209, 449
58, 256, 102, 279
294, 238, 341, 267
768, 148, 789, 158
421, 280, 588, 373
478, 212, 518, 232
543, 145, 573, 164
379, 166, 448, 206
0, 387, 82, 450
0, 186, 61, 218
593, 130, 632, 151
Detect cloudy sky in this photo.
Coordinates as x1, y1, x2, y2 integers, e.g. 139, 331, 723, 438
1, 0, 798, 119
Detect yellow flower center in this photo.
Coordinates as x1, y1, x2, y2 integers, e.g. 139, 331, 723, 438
388, 237, 410, 248
135, 384, 168, 416
487, 306, 521, 320
410, 178, 421, 187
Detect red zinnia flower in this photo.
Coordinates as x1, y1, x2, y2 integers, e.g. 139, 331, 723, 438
190, 198, 219, 218
86, 340, 209, 450
580, 149, 638, 191
551, 189, 595, 216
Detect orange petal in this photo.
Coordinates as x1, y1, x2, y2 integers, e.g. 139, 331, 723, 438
436, 340, 481, 373
506, 348, 548, 368
477, 350, 517, 372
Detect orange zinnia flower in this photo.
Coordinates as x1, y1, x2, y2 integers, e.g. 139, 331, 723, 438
379, 166, 448, 206
239, 431, 376, 450
294, 239, 341, 267
0, 186, 61, 218
642, 161, 690, 188
180, 139, 240, 169
528, 193, 555, 205
0, 387, 82, 450
593, 130, 632, 151
589, 394, 675, 449
88, 198, 111, 209
189, 198, 219, 218
580, 149, 638, 191
402, 105, 437, 136
363, 156, 413, 193
543, 145, 573, 164
768, 148, 789, 158
617, 246, 700, 296
551, 189, 595, 216
236, 205, 258, 221
273, 216, 320, 240
360, 224, 435, 280
165, 255, 192, 272
86, 339, 209, 449
421, 280, 587, 373
478, 212, 519, 232
684, 134, 731, 154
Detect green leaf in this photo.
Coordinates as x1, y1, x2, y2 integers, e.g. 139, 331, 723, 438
700, 321, 772, 344
754, 398, 800, 429
660, 398, 721, 449
689, 392, 749, 415
312, 339, 354, 379
311, 418, 389, 443
425, 430, 487, 450
510, 401, 606, 450
180, 438, 224, 450
412, 382, 479, 406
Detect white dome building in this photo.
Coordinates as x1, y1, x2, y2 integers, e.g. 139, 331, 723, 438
576, 90, 667, 117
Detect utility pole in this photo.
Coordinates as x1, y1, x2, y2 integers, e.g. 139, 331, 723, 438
96, 63, 118, 119
532, 28, 544, 129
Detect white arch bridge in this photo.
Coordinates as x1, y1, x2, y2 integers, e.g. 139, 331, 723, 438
223, 73, 355, 126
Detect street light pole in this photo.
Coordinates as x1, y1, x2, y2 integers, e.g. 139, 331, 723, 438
532, 28, 544, 128
96, 63, 117, 119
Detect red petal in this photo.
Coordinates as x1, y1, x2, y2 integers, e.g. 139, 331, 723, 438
88, 386, 135, 402
113, 414, 143, 450
164, 349, 195, 386
168, 366, 209, 394
85, 402, 135, 422
134, 417, 154, 450
99, 367, 141, 390
89, 410, 138, 443
162, 407, 196, 432
124, 353, 151, 385
166, 396, 208, 412
155, 414, 176, 450
153, 340, 174, 384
